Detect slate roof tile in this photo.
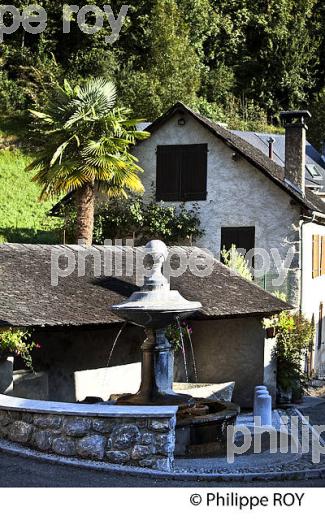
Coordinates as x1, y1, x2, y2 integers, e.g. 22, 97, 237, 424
0, 244, 291, 327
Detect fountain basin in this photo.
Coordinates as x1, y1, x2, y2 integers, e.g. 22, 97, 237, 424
112, 307, 197, 330
0, 393, 177, 471
173, 382, 235, 402
175, 399, 240, 457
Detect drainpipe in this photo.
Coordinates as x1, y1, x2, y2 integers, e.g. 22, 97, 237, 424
299, 213, 316, 313
300, 215, 312, 374
300, 219, 306, 313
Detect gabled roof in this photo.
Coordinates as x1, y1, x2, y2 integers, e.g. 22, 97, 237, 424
0, 244, 290, 328
49, 102, 325, 218
232, 130, 325, 191
144, 102, 325, 216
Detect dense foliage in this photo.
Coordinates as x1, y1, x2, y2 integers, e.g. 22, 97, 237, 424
1, 0, 325, 139
273, 312, 314, 399
65, 197, 203, 245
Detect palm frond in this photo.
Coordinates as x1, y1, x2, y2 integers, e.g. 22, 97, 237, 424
28, 77, 149, 200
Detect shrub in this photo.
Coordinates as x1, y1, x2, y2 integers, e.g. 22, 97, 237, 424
0, 328, 41, 370
0, 71, 27, 112
166, 321, 192, 351
272, 312, 314, 397
221, 244, 253, 281
65, 196, 203, 245
142, 201, 203, 244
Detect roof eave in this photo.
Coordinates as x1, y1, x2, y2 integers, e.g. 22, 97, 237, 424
144, 102, 325, 214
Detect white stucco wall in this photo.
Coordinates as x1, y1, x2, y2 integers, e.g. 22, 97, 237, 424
135, 113, 302, 304
301, 221, 325, 371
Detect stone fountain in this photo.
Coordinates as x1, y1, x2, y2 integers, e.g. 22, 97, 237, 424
112, 240, 240, 457
112, 240, 201, 406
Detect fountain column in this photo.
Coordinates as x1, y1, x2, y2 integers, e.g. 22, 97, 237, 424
127, 329, 174, 398
117, 327, 191, 405
154, 329, 174, 394
112, 240, 202, 406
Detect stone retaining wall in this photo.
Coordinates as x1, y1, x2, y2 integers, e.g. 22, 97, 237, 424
0, 398, 177, 471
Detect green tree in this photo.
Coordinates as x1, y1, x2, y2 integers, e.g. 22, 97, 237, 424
27, 78, 150, 245
1, 0, 324, 128
245, 0, 317, 113
274, 312, 314, 399
307, 87, 325, 151
119, 0, 202, 119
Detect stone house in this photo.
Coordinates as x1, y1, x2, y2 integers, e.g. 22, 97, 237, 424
131, 104, 325, 376
0, 244, 289, 407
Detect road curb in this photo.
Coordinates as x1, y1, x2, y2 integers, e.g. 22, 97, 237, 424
1, 438, 325, 482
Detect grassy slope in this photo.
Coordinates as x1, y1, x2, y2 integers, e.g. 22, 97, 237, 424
0, 115, 63, 244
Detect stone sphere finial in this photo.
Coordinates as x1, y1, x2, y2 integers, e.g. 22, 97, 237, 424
143, 240, 169, 291
144, 240, 168, 261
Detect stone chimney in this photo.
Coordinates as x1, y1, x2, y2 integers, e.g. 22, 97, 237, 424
280, 110, 311, 196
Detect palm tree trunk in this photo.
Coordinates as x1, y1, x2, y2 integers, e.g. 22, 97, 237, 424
75, 183, 95, 245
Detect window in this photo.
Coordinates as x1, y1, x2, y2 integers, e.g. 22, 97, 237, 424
306, 164, 323, 179
221, 227, 255, 267
156, 144, 207, 201
312, 235, 325, 278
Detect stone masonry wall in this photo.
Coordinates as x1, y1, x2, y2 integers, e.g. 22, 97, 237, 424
0, 409, 176, 471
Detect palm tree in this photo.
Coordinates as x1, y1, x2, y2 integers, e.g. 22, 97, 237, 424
27, 78, 150, 245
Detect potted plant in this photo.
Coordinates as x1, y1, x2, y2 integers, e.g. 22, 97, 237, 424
0, 328, 40, 394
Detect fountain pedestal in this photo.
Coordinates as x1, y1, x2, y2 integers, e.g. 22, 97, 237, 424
112, 240, 201, 407
116, 328, 193, 406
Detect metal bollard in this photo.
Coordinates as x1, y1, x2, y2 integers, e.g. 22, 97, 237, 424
254, 385, 267, 405
254, 386, 272, 426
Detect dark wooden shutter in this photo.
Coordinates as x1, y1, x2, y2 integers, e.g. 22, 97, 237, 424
221, 228, 238, 251
312, 235, 320, 279
180, 144, 207, 201
156, 146, 180, 201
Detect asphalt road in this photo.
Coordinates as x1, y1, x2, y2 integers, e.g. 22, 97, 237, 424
299, 400, 325, 443
0, 451, 324, 487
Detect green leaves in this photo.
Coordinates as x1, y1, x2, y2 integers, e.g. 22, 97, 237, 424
82, 197, 203, 245
28, 77, 150, 199
0, 328, 39, 370
29, 110, 54, 124
221, 245, 253, 281
273, 311, 314, 392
